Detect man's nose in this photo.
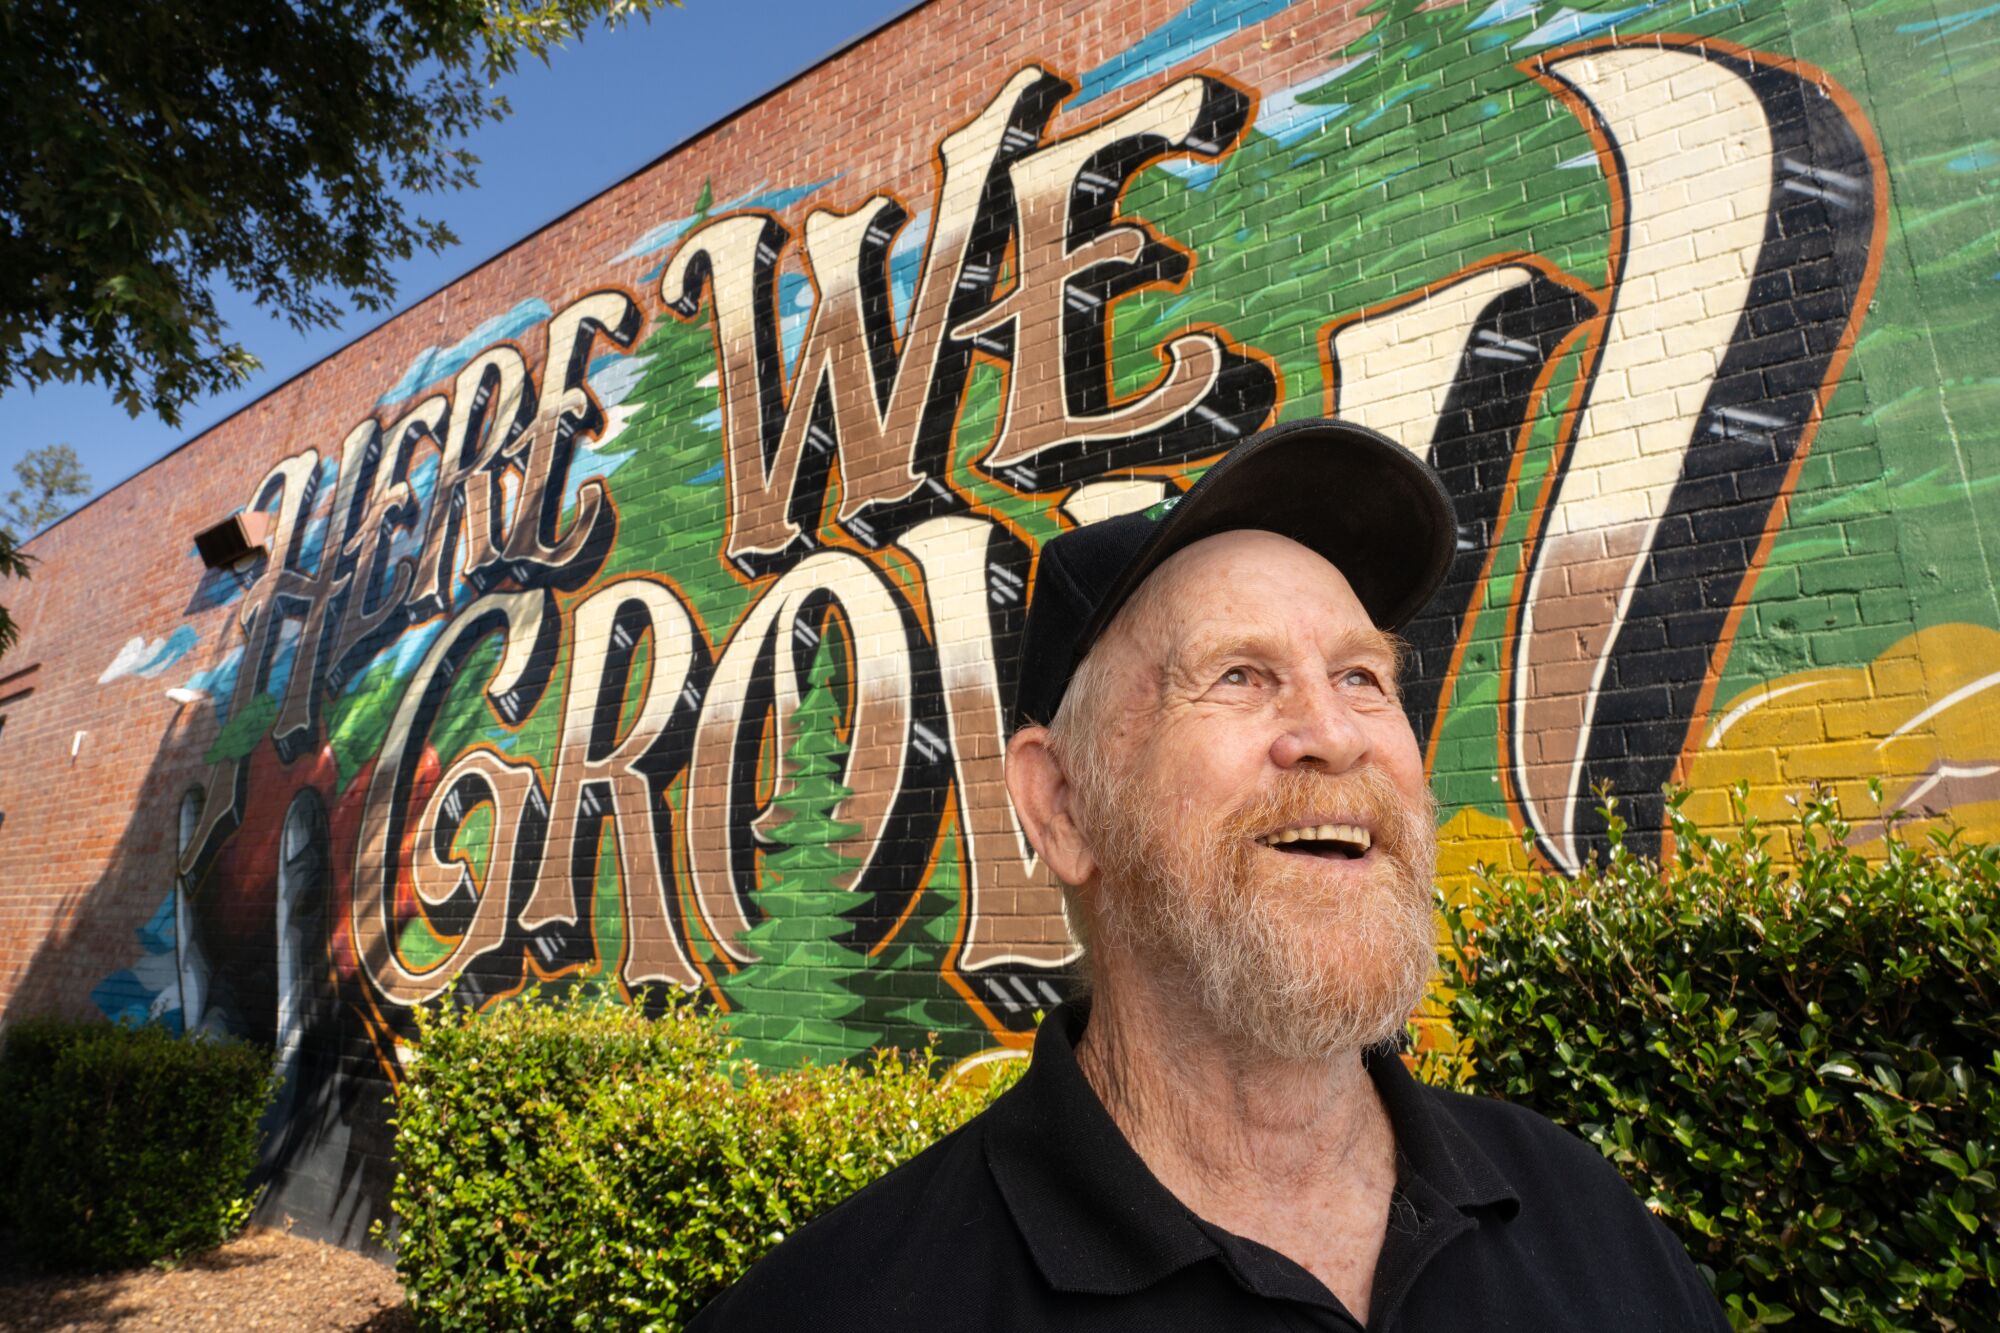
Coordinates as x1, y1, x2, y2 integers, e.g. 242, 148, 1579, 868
1268, 677, 1368, 772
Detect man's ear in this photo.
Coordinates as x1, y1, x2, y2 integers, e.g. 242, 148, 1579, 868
1004, 726, 1098, 888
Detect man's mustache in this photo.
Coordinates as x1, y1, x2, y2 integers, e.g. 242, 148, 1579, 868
1217, 767, 1427, 858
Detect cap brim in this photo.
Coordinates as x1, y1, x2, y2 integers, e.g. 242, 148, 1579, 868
1075, 418, 1457, 651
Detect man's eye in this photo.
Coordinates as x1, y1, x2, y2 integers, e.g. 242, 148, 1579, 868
1340, 667, 1382, 690
1219, 666, 1252, 687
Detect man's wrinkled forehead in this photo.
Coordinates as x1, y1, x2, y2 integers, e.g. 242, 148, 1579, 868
1102, 527, 1397, 688
1134, 529, 1374, 624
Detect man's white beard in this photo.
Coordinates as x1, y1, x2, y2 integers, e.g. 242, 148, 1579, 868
1078, 762, 1440, 1064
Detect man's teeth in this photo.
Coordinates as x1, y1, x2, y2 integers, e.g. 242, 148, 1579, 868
1257, 824, 1371, 851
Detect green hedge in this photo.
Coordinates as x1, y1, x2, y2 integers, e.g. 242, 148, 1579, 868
384, 986, 1016, 1331
1430, 789, 2000, 1331
0, 1018, 278, 1269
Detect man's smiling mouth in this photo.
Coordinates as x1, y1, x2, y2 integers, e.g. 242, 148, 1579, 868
1255, 824, 1372, 859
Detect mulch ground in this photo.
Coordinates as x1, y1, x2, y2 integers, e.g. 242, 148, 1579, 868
0, 1227, 414, 1332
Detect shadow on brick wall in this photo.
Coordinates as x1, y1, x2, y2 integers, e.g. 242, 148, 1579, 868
2, 724, 397, 1254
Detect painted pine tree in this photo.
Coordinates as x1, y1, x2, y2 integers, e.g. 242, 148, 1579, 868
849, 827, 987, 1061
720, 642, 880, 1068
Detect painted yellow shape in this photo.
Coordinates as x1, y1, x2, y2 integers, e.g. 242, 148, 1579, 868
945, 1046, 1031, 1091
1424, 806, 1538, 1037
1434, 806, 1538, 913
1681, 622, 2000, 861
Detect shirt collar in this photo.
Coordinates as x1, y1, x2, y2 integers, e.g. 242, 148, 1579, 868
983, 1003, 1217, 1294
982, 1001, 1519, 1298
1365, 1040, 1519, 1216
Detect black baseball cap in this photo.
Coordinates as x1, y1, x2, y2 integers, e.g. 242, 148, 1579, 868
1010, 417, 1457, 732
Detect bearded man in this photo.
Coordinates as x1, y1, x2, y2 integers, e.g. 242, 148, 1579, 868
691, 419, 1730, 1331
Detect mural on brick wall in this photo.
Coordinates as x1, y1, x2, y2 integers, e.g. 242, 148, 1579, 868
83, 0, 2000, 1104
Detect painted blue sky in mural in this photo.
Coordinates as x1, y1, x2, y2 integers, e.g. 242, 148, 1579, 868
376, 299, 554, 407
1068, 0, 1308, 108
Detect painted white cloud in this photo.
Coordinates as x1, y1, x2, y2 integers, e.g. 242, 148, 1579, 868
1466, 0, 1540, 31
587, 354, 654, 414
99, 626, 198, 684
1514, 4, 1654, 50
1256, 55, 1369, 144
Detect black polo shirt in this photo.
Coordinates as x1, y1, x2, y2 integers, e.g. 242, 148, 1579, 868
690, 1003, 1729, 1331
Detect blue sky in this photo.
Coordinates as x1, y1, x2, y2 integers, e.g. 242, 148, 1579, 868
0, 0, 920, 520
